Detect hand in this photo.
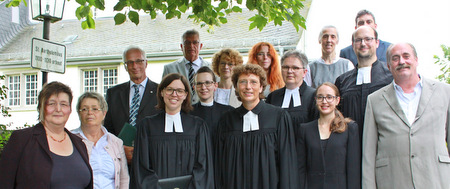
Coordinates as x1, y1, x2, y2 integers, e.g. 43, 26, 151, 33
123, 145, 134, 164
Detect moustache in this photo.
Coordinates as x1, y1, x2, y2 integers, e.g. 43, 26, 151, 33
396, 64, 410, 70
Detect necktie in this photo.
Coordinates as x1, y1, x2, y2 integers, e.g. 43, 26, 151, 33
188, 62, 196, 97
129, 84, 140, 126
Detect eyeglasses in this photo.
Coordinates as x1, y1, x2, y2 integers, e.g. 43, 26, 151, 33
183, 40, 200, 46
220, 62, 235, 67
316, 95, 337, 103
238, 80, 259, 86
79, 108, 103, 114
196, 81, 215, 87
164, 88, 187, 96
281, 65, 305, 72
125, 59, 145, 65
353, 37, 375, 45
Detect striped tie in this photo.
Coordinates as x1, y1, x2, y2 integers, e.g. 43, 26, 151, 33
188, 62, 195, 97
129, 84, 140, 126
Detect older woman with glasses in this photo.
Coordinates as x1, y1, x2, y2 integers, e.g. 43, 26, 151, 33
131, 73, 214, 188
211, 48, 244, 107
296, 82, 360, 189
0, 81, 93, 189
72, 92, 129, 189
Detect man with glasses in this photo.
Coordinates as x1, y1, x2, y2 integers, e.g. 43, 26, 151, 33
162, 29, 211, 104
363, 43, 450, 189
305, 25, 354, 88
266, 50, 318, 131
339, 9, 391, 67
104, 46, 160, 164
190, 66, 234, 142
334, 26, 393, 139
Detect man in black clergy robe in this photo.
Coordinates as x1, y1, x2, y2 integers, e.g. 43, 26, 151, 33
334, 26, 392, 138
215, 64, 298, 189
104, 46, 160, 164
266, 50, 317, 131
190, 66, 234, 141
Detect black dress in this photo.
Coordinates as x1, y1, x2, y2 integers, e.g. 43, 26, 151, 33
297, 120, 361, 189
215, 101, 298, 189
266, 82, 318, 133
131, 111, 214, 189
190, 102, 234, 141
334, 60, 393, 138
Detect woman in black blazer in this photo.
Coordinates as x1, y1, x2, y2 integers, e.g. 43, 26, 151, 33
297, 82, 360, 189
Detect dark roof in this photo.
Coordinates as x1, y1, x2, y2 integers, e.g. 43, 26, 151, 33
0, 6, 311, 64
0, 1, 31, 49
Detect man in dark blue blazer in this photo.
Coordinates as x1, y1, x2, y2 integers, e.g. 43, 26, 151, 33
104, 46, 160, 164
339, 9, 391, 67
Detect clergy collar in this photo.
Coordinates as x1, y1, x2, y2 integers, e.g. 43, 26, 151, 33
282, 87, 301, 108
356, 66, 372, 85
237, 100, 264, 117
165, 112, 183, 133
243, 111, 259, 132
200, 101, 214, 107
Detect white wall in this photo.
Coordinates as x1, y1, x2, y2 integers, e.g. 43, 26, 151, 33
298, 0, 450, 79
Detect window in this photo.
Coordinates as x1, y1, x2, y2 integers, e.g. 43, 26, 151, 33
6, 73, 39, 108
81, 67, 118, 96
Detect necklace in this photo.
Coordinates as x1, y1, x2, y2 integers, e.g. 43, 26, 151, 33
47, 132, 67, 143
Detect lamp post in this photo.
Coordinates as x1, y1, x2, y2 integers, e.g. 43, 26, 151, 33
30, 0, 65, 85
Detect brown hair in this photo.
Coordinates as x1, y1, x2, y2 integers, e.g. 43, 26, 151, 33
247, 42, 284, 92
231, 64, 267, 101
316, 82, 352, 133
156, 73, 193, 113
211, 48, 244, 76
37, 81, 73, 121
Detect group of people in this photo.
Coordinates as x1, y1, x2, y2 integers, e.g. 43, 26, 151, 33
0, 9, 449, 189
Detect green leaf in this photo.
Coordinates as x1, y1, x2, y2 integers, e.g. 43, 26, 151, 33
94, 0, 105, 10
81, 20, 89, 29
114, 13, 126, 25
113, 1, 127, 11
249, 21, 257, 30
150, 10, 157, 19
231, 6, 242, 12
86, 15, 96, 29
246, 0, 255, 10
76, 0, 87, 5
219, 1, 228, 10
128, 11, 140, 25
75, 6, 85, 20
219, 16, 227, 24
237, 0, 242, 4
179, 4, 187, 12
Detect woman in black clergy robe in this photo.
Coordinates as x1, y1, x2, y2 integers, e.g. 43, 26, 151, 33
215, 64, 298, 189
297, 82, 360, 189
131, 73, 214, 189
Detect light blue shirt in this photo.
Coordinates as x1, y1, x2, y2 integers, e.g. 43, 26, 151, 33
76, 127, 115, 189
129, 77, 148, 107
184, 57, 203, 73
393, 76, 423, 125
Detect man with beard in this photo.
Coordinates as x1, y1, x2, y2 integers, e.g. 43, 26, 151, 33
362, 43, 450, 189
334, 26, 392, 139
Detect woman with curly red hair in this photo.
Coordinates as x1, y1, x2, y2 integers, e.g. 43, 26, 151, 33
248, 42, 285, 97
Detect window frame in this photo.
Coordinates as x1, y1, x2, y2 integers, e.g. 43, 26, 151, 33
80, 66, 119, 96
4, 71, 41, 111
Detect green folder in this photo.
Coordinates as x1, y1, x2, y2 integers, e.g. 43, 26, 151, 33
117, 122, 136, 146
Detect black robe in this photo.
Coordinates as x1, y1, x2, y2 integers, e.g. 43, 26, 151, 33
131, 111, 214, 189
215, 101, 299, 189
334, 60, 393, 138
265, 82, 318, 133
190, 102, 234, 142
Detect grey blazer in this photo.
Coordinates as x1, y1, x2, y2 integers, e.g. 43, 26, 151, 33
362, 78, 450, 189
162, 57, 211, 104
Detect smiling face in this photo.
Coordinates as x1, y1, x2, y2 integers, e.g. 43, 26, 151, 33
352, 26, 379, 62
236, 73, 263, 107
78, 98, 106, 128
281, 56, 307, 89
315, 85, 340, 116
162, 79, 187, 114
181, 34, 203, 62
195, 72, 217, 103
387, 43, 419, 81
44, 93, 72, 128
125, 49, 147, 84
256, 45, 272, 70
218, 55, 235, 79
320, 27, 339, 55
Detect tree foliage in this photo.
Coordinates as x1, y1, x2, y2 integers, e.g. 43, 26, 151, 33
2, 0, 306, 32
434, 45, 450, 84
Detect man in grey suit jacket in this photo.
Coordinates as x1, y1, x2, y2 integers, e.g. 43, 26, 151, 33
162, 29, 210, 104
363, 43, 450, 189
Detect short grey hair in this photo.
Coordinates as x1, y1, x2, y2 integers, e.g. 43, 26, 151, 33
122, 46, 146, 64
318, 25, 339, 42
76, 92, 108, 115
281, 50, 309, 68
181, 29, 200, 43
386, 43, 418, 65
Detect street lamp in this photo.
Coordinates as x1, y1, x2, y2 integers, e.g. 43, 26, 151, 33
30, 0, 65, 85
